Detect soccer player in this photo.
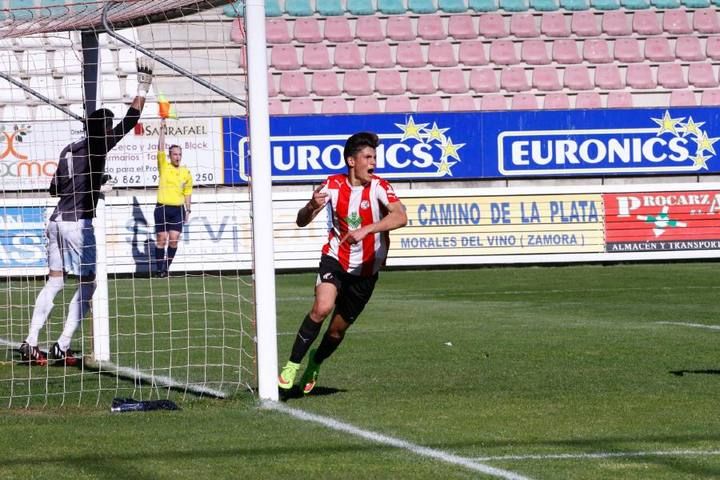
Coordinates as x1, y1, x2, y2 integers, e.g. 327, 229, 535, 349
278, 132, 407, 394
153, 117, 192, 278
18, 59, 154, 366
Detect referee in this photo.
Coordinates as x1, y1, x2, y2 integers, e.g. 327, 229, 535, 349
154, 117, 193, 278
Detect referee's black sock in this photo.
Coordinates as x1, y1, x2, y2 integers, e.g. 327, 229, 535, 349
314, 332, 342, 365
155, 247, 165, 272
289, 315, 322, 363
167, 247, 178, 269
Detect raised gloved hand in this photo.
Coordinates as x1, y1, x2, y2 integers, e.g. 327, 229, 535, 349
136, 57, 154, 97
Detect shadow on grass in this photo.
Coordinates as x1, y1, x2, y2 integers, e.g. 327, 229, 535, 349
279, 385, 347, 401
670, 369, 720, 376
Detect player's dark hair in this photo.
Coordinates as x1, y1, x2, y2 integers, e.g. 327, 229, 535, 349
86, 108, 114, 138
168, 144, 182, 154
343, 132, 379, 164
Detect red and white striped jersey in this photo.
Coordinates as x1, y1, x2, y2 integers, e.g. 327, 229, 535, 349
319, 174, 401, 276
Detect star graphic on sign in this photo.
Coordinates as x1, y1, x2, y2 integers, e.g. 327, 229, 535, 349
437, 137, 465, 162
680, 117, 705, 138
651, 110, 685, 137
691, 152, 711, 169
692, 130, 720, 156
394, 116, 429, 142
433, 159, 457, 176
423, 122, 449, 143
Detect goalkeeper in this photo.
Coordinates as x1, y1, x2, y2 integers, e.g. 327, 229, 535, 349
18, 59, 154, 366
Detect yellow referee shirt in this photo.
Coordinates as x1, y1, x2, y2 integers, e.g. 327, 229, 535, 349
157, 150, 193, 206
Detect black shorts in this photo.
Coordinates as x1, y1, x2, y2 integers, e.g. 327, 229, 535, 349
154, 204, 184, 233
317, 255, 378, 324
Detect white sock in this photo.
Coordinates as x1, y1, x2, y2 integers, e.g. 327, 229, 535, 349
25, 276, 64, 346
58, 281, 95, 351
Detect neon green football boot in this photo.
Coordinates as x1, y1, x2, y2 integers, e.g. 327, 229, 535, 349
300, 349, 321, 395
278, 361, 300, 391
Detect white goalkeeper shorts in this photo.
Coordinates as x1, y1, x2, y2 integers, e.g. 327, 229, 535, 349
46, 219, 96, 277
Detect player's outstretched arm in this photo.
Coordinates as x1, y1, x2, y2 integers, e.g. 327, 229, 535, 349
131, 56, 154, 112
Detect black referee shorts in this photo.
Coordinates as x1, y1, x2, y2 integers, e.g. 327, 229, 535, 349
154, 204, 184, 233
317, 255, 378, 324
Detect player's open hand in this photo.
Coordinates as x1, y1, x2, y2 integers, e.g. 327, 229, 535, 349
136, 57, 154, 96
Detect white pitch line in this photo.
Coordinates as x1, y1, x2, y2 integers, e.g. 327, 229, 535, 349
475, 449, 720, 462
656, 322, 720, 331
264, 401, 532, 480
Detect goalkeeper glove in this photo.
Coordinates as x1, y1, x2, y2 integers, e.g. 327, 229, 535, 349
136, 57, 154, 97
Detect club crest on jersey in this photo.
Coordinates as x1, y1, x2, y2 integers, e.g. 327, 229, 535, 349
346, 212, 362, 230
360, 200, 370, 210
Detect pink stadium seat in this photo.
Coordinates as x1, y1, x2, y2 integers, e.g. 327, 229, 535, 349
614, 38, 643, 63
521, 39, 550, 65
354, 97, 381, 113
571, 11, 600, 37
500, 66, 530, 92
479, 13, 508, 38
385, 95, 413, 112
438, 68, 469, 93
583, 39, 612, 64
406, 70, 436, 94
279, 71, 308, 97
321, 97, 349, 114
396, 42, 427, 68
355, 16, 385, 42
706, 37, 720, 60
700, 89, 720, 105
470, 68, 499, 93
268, 72, 278, 96
449, 15, 478, 40
602, 11, 631, 37
532, 66, 562, 91
418, 15, 447, 40
270, 45, 300, 70
458, 40, 488, 66
334, 43, 363, 69
303, 44, 332, 70
375, 70, 405, 95
230, 19, 245, 43
448, 95, 478, 111
564, 65, 592, 90
693, 8, 720, 34
490, 40, 519, 65
544, 92, 570, 109
428, 41, 458, 67
288, 98, 316, 114
511, 93, 538, 110
657, 63, 687, 89
594, 64, 623, 90
606, 91, 633, 108
552, 39, 581, 64
480, 94, 508, 110
663, 10, 692, 35
311, 71, 342, 96
644, 37, 674, 63
268, 99, 284, 115
510, 13, 539, 38
324, 17, 353, 43
417, 96, 445, 112
365, 42, 394, 69
541, 12, 570, 38
675, 36, 704, 62
626, 64, 656, 90
266, 18, 291, 44
688, 63, 718, 88
387, 16, 415, 41
343, 70, 373, 96
575, 92, 601, 109
632, 11, 661, 36
294, 18, 323, 43
669, 90, 696, 106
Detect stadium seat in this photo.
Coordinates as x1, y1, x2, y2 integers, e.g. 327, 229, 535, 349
626, 63, 656, 89
501, 66, 530, 91
406, 70, 436, 94
532, 66, 562, 90
385, 95, 413, 112
501, 0, 530, 11
707, 36, 720, 60
387, 16, 415, 41
266, 19, 291, 44
683, 0, 709, 6
614, 38, 643, 63
606, 91, 633, 107
417, 96, 445, 111
510, 13, 540, 37
428, 41, 458, 66
564, 65, 592, 90
354, 96, 381, 113
439, 68, 469, 93
321, 97, 349, 114
521, 39, 551, 64
675, 36, 704, 61
311, 71, 342, 96
0, 78, 24, 103
303, 44, 332, 70
379, 0, 408, 14
561, 0, 589, 9
396, 42, 427, 68
324, 17, 353, 43
375, 70, 405, 95
266, 0, 283, 16
583, 38, 612, 63
440, 0, 470, 12
654, 0, 680, 7
51, 49, 82, 75
541, 12, 570, 37
268, 99, 285, 115
458, 40, 488, 65
575, 91, 602, 108
334, 43, 364, 69
602, 11, 631, 36
479, 93, 506, 109
418, 15, 447, 40
669, 89, 696, 106
531, 0, 560, 10
479, 13, 508, 37
230, 19, 245, 43
657, 63, 688, 89
448, 94, 478, 110
355, 16, 385, 42
279, 71, 309, 97
700, 89, 720, 105
366, 42, 394, 68
294, 18, 323, 43
594, 64, 624, 89
622, 0, 650, 8
632, 11, 661, 35
347, 0, 375, 15
490, 39, 519, 64
270, 45, 300, 70
552, 39, 581, 64
286, 0, 314, 15
592, 0, 621, 9
511, 93, 538, 110
268, 73, 278, 97
317, 0, 345, 15
644, 37, 674, 63
470, 0, 500, 11
662, 9, 692, 35
288, 98, 316, 115
410, 0, 439, 13
688, 62, 718, 87
60, 75, 85, 102
449, 15, 478, 39
470, 67, 500, 92
571, 11, 601, 36
693, 8, 720, 33
543, 92, 571, 109
343, 70, 373, 96
27, 76, 58, 101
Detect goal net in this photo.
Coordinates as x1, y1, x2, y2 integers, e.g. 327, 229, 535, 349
0, 0, 263, 407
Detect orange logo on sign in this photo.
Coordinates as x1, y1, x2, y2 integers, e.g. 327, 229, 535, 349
0, 125, 31, 160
